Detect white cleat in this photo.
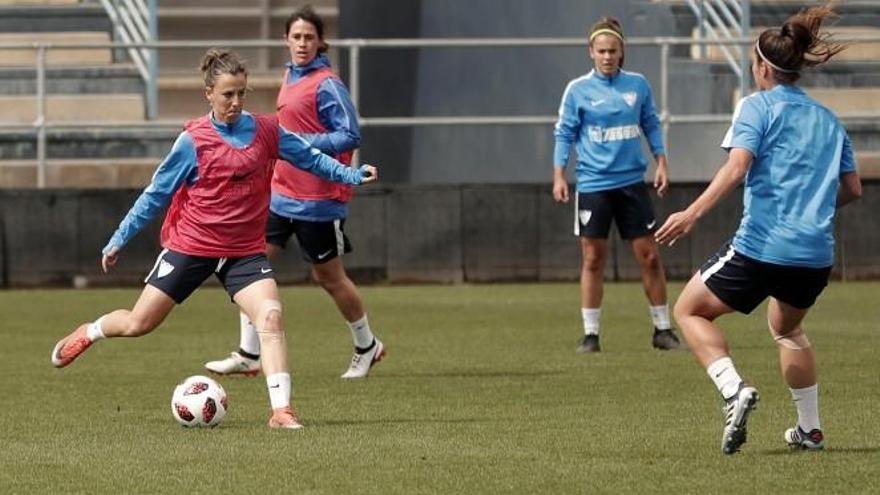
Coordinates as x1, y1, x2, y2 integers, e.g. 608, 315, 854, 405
341, 339, 386, 379
205, 352, 260, 377
721, 384, 760, 455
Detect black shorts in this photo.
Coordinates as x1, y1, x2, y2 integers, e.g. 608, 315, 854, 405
265, 211, 352, 264
699, 241, 831, 314
145, 249, 275, 304
575, 182, 657, 240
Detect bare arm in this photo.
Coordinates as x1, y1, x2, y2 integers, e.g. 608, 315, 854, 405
655, 148, 753, 246
837, 171, 862, 208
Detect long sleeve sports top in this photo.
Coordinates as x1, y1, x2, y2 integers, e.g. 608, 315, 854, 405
103, 110, 364, 255
271, 53, 361, 221
554, 69, 664, 193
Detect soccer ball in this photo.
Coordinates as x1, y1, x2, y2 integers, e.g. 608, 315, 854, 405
170, 375, 228, 427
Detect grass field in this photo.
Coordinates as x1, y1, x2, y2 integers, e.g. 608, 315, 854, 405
1, 282, 878, 494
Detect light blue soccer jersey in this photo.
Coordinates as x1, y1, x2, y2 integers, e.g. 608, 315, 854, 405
554, 69, 665, 193
721, 84, 856, 268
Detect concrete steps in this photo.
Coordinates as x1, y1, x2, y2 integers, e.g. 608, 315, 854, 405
0, 0, 82, 6
0, 64, 143, 95
692, 26, 880, 63
156, 0, 339, 73
0, 31, 112, 66
729, 87, 880, 116
0, 3, 109, 33
154, 0, 340, 118
804, 87, 880, 115
0, 94, 144, 123
158, 72, 281, 119
856, 151, 880, 178
0, 157, 158, 188
0, 126, 178, 160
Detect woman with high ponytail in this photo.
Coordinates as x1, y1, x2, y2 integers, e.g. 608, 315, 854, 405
50, 47, 378, 431
656, 6, 861, 455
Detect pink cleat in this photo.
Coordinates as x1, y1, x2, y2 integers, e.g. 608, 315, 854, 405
51, 324, 93, 368
268, 406, 304, 430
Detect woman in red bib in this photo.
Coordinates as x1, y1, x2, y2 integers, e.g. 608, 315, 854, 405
50, 48, 378, 430
206, 6, 386, 381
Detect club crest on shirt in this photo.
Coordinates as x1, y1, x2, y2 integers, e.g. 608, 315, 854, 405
622, 92, 638, 107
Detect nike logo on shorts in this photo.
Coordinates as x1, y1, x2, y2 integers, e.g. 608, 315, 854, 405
316, 249, 333, 260
646, 220, 657, 230
261, 268, 272, 274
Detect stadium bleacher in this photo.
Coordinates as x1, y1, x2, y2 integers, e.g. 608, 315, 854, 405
0, 0, 878, 188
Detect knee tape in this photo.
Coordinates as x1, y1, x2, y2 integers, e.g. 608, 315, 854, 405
255, 300, 283, 334
768, 320, 811, 350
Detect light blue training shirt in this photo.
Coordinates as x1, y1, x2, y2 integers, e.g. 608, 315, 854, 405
722, 84, 856, 268
103, 111, 365, 255
554, 69, 665, 193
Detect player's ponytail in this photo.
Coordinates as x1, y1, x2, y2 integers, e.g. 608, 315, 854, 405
755, 5, 845, 83
199, 48, 248, 87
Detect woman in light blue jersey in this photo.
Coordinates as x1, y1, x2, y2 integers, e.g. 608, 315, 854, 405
553, 16, 680, 354
656, 6, 862, 455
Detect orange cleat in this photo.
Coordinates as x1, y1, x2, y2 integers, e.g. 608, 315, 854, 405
51, 324, 93, 368
268, 406, 304, 430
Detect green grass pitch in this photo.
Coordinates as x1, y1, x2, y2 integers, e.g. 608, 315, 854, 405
1, 282, 878, 494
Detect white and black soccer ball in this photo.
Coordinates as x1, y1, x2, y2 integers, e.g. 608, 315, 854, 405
171, 375, 228, 427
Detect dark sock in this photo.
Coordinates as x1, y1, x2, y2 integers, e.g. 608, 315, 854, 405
238, 348, 260, 361
355, 339, 376, 355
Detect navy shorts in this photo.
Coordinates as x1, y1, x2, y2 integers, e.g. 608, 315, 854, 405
699, 241, 831, 314
145, 249, 275, 303
265, 211, 352, 264
575, 182, 657, 240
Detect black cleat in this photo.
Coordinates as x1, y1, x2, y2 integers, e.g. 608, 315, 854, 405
576, 334, 600, 354
652, 328, 681, 350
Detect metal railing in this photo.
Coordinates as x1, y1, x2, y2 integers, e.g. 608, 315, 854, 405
98, 0, 158, 119
2, 35, 880, 187
688, 0, 751, 101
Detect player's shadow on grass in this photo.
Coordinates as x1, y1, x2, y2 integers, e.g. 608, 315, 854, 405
759, 446, 880, 455
310, 417, 496, 427
378, 370, 565, 379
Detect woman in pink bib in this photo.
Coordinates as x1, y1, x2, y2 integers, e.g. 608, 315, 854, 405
50, 48, 378, 430
205, 6, 387, 382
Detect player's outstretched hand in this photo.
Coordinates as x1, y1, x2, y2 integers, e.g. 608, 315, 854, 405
654, 210, 696, 247
102, 246, 120, 273
359, 164, 378, 184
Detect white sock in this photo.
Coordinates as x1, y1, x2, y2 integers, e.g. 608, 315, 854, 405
706, 357, 744, 400
266, 372, 291, 410
650, 304, 671, 330
86, 316, 106, 341
239, 312, 261, 357
348, 314, 375, 349
581, 308, 600, 336
790, 384, 821, 432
